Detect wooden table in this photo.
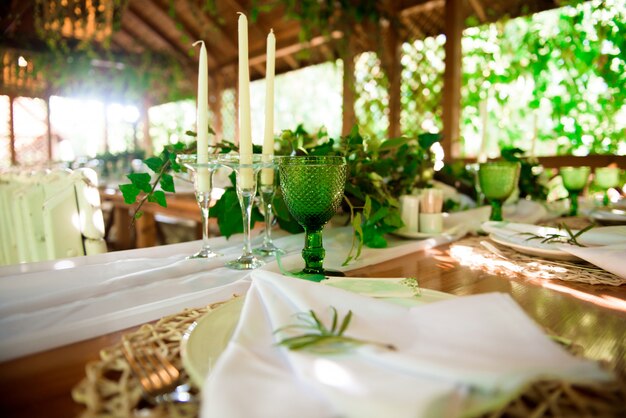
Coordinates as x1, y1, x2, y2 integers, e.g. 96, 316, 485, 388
1, 243, 625, 418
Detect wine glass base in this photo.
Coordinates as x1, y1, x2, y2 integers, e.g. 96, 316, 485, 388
186, 248, 221, 259
287, 269, 345, 282
253, 245, 285, 257
226, 255, 264, 270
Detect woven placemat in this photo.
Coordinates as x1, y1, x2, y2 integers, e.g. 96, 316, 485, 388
72, 298, 626, 418
450, 215, 625, 287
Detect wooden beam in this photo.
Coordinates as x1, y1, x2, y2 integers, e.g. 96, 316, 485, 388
442, 0, 464, 160
401, 0, 445, 17
282, 54, 298, 70
468, 0, 488, 23
186, 1, 237, 52
249, 31, 343, 67
383, 0, 402, 138
125, 5, 200, 67
9, 95, 16, 165
341, 44, 356, 136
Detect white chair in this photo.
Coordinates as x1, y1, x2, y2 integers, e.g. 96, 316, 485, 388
0, 167, 107, 266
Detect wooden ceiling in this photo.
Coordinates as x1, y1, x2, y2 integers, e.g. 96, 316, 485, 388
1, 0, 561, 100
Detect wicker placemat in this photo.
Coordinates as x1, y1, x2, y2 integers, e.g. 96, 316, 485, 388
72, 298, 626, 418
450, 235, 625, 286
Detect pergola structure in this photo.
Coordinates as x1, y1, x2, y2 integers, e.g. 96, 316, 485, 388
0, 0, 596, 163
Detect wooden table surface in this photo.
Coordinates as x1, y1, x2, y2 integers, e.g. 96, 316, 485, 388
1, 243, 625, 418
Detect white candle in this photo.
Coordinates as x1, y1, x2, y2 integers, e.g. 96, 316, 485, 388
261, 29, 276, 186
193, 40, 210, 192
238, 13, 253, 189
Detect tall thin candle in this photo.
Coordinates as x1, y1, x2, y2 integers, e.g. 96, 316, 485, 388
238, 13, 253, 188
193, 40, 210, 191
261, 29, 276, 186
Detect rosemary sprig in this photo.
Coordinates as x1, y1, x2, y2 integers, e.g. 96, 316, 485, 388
275, 307, 397, 354
518, 223, 594, 247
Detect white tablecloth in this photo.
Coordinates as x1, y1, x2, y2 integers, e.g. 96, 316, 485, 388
0, 226, 461, 362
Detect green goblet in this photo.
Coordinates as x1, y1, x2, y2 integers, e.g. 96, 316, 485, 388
560, 166, 590, 216
478, 161, 521, 221
594, 167, 620, 207
279, 156, 347, 280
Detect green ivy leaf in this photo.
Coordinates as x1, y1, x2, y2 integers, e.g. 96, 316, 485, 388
210, 188, 243, 237
148, 190, 167, 207
363, 195, 372, 219
127, 172, 152, 193
119, 183, 140, 204
160, 173, 175, 193
144, 157, 163, 173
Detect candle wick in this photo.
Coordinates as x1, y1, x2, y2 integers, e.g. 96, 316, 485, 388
237, 12, 244, 16
270, 28, 274, 33
192, 40, 204, 47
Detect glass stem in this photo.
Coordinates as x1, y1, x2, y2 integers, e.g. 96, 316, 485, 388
569, 192, 579, 216
239, 191, 255, 257
261, 190, 274, 247
302, 229, 324, 274
490, 201, 503, 221
195, 190, 212, 250
603, 191, 610, 207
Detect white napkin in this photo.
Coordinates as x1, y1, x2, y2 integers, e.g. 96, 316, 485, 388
559, 243, 626, 279
201, 271, 609, 418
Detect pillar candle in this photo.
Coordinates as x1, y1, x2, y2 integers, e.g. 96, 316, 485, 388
237, 13, 253, 188
261, 29, 276, 186
193, 40, 210, 192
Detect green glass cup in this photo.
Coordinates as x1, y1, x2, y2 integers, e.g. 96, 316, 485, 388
560, 166, 590, 216
478, 161, 521, 221
594, 167, 620, 206
279, 156, 347, 280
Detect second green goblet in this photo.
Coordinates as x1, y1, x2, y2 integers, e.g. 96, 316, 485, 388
560, 166, 590, 216
478, 161, 521, 221
279, 156, 347, 280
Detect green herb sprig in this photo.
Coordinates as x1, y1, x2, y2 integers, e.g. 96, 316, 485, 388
275, 307, 396, 354
519, 223, 594, 247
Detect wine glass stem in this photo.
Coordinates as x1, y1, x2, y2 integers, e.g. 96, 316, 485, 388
302, 229, 324, 274
490, 201, 503, 221
603, 191, 610, 207
569, 192, 579, 216
261, 191, 274, 247
197, 191, 211, 250
239, 191, 254, 257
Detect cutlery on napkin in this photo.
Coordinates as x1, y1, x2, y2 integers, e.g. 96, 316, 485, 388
201, 271, 610, 418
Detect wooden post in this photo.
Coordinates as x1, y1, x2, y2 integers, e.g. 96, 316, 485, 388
209, 74, 223, 143
9, 95, 16, 166
45, 94, 52, 161
383, 7, 402, 139
341, 44, 356, 136
442, 0, 464, 160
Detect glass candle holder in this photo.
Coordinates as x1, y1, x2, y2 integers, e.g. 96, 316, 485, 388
178, 154, 222, 259
254, 161, 284, 257
560, 166, 590, 216
217, 154, 272, 270
478, 161, 521, 221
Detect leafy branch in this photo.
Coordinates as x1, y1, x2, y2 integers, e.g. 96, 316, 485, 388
519, 223, 594, 247
275, 307, 396, 354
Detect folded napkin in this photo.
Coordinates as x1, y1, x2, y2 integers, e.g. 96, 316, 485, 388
201, 271, 609, 418
559, 243, 626, 279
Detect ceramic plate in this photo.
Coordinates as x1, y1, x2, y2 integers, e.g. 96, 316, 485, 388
588, 208, 626, 225
489, 233, 581, 261
181, 282, 454, 388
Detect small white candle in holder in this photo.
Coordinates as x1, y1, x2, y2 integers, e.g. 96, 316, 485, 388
260, 29, 276, 186
238, 12, 253, 189
193, 40, 210, 192
419, 188, 444, 234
